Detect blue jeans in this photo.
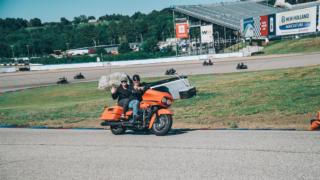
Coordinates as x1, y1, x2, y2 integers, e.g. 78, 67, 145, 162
128, 99, 139, 116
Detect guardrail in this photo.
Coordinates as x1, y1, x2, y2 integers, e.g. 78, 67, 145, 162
29, 52, 245, 71
1, 52, 246, 72
0, 63, 30, 73
0, 63, 29, 66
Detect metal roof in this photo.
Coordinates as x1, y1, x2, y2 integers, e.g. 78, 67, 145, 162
173, 1, 283, 30
291, 1, 320, 9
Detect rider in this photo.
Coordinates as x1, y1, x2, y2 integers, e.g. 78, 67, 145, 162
111, 76, 131, 119
128, 74, 148, 121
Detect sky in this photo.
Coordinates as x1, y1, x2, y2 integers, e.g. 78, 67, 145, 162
0, 0, 235, 22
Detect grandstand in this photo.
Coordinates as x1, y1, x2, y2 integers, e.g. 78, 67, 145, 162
173, 0, 320, 31
173, 1, 282, 30
172, 0, 320, 53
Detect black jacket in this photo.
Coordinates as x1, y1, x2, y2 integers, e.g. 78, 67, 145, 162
111, 85, 132, 102
130, 83, 149, 101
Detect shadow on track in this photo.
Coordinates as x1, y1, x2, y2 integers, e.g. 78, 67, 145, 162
125, 128, 196, 136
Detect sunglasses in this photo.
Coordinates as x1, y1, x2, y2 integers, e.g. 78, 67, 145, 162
121, 81, 127, 83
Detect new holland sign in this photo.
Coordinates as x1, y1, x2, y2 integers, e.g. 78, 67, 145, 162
200, 25, 213, 43
276, 6, 317, 36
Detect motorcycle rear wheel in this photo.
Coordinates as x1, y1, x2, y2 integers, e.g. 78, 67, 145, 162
151, 114, 172, 136
110, 126, 126, 135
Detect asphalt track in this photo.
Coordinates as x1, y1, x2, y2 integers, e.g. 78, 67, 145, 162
1, 54, 320, 179
1, 53, 320, 92
0, 128, 319, 180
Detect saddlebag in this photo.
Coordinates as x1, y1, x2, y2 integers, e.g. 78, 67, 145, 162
100, 106, 123, 121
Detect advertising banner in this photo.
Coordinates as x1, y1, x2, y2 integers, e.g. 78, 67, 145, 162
276, 6, 317, 36
175, 23, 189, 39
200, 25, 213, 43
243, 17, 255, 38
268, 14, 276, 36
260, 15, 269, 36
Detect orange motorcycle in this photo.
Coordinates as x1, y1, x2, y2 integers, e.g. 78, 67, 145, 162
310, 111, 320, 131
100, 89, 174, 136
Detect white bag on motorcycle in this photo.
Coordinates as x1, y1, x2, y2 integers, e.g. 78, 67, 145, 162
98, 72, 131, 90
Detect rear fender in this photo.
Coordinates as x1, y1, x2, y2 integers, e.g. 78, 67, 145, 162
148, 109, 173, 129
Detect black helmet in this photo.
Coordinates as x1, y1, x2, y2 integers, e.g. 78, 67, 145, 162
132, 74, 140, 81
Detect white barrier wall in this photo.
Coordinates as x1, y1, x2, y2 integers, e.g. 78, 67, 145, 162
0, 67, 16, 73
30, 52, 245, 71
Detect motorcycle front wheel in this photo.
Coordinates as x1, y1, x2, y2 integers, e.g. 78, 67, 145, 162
151, 114, 172, 136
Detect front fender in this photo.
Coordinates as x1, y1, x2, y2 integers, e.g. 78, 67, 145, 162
148, 109, 173, 129
310, 120, 320, 131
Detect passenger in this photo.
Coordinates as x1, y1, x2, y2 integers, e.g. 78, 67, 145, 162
129, 74, 148, 121
111, 76, 131, 119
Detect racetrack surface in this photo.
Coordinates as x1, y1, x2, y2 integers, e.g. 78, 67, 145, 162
1, 53, 320, 92
0, 128, 319, 180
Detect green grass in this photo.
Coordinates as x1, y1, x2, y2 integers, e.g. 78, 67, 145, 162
0, 83, 108, 125
224, 42, 247, 53
262, 36, 320, 55
174, 67, 320, 124
1, 66, 320, 129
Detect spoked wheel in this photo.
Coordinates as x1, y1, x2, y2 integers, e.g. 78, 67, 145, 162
151, 114, 172, 136
110, 126, 126, 135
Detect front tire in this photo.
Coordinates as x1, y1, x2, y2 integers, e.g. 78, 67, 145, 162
110, 126, 126, 135
151, 114, 172, 136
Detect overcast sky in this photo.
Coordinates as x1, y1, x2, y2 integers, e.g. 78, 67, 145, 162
0, 0, 236, 22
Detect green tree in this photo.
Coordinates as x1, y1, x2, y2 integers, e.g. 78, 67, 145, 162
88, 16, 96, 20
0, 41, 10, 58
0, 9, 174, 58
141, 38, 159, 53
79, 15, 88, 23
60, 17, 70, 25
119, 42, 131, 53
74, 24, 98, 47
29, 18, 42, 27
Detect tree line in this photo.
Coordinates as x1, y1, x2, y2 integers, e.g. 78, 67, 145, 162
0, 9, 174, 58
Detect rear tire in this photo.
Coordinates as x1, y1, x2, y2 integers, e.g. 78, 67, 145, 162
110, 126, 126, 135
151, 114, 172, 136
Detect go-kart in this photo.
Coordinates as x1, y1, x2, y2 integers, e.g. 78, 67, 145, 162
74, 73, 85, 79
236, 62, 248, 70
203, 60, 213, 66
57, 77, 69, 84
165, 68, 176, 75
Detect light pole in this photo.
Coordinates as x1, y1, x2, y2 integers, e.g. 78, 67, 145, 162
26, 44, 30, 58
66, 42, 70, 50
10, 45, 15, 59
92, 39, 97, 47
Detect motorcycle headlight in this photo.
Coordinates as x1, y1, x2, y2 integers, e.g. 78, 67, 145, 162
161, 97, 172, 106
166, 99, 172, 106
161, 97, 167, 104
